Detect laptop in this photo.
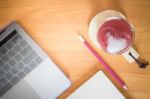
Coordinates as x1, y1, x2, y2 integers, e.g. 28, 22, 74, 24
0, 22, 71, 99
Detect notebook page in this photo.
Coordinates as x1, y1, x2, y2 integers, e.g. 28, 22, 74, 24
67, 71, 125, 99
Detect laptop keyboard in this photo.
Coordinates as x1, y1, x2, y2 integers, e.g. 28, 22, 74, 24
0, 30, 43, 97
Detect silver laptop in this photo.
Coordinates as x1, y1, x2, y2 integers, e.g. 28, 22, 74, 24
0, 22, 71, 99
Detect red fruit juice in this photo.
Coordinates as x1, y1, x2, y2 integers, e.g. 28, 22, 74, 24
97, 18, 134, 54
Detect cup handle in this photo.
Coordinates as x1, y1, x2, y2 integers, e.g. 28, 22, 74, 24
122, 47, 139, 63
122, 47, 149, 68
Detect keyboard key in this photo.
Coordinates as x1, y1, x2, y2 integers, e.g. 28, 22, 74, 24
34, 56, 43, 64
0, 60, 5, 67
7, 49, 16, 57
8, 59, 17, 67
20, 45, 33, 56
0, 78, 8, 86
22, 51, 37, 65
0, 83, 12, 97
0, 46, 8, 55
0, 83, 2, 89
11, 67, 19, 75
10, 76, 19, 85
3, 64, 11, 71
11, 34, 22, 44
16, 61, 25, 70
5, 72, 14, 80
19, 40, 28, 48
13, 44, 22, 53
0, 69, 5, 77
0, 52, 3, 58
23, 67, 31, 74
1, 54, 9, 63
14, 53, 22, 61
5, 41, 13, 49
17, 71, 25, 79
28, 61, 37, 69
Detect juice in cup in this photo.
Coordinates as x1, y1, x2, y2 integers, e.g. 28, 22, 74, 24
97, 17, 134, 54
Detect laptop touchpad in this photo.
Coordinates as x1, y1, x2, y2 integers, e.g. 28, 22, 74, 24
1, 80, 41, 99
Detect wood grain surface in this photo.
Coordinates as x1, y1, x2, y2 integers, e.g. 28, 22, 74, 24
0, 0, 150, 99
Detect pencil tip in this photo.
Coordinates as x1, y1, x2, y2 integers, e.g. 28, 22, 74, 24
123, 85, 128, 90
77, 31, 81, 36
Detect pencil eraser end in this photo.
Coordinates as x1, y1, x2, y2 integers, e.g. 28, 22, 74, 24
78, 35, 85, 42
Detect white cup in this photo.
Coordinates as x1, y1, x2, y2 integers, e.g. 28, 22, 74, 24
88, 10, 139, 63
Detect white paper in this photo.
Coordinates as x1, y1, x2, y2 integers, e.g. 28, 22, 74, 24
67, 71, 125, 99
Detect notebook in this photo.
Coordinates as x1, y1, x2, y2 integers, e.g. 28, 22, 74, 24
67, 71, 126, 99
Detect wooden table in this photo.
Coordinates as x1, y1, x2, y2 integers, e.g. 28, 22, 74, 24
0, 0, 150, 99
